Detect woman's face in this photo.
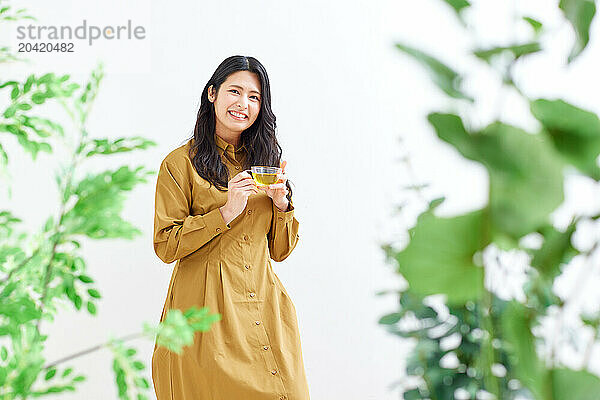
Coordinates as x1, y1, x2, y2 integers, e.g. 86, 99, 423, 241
208, 70, 262, 137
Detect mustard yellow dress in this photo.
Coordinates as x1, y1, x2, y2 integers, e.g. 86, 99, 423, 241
151, 134, 310, 400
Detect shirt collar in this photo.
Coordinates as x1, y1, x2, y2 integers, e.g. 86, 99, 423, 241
214, 132, 246, 155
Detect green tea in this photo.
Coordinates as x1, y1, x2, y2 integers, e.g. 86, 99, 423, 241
252, 172, 278, 186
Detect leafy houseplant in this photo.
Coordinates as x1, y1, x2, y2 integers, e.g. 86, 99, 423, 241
379, 1, 600, 399
0, 2, 220, 399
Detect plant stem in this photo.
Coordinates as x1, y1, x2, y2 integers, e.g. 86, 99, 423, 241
480, 201, 500, 398
44, 331, 148, 369
0, 247, 40, 283
399, 149, 428, 205
417, 342, 438, 400
480, 288, 501, 399
33, 103, 88, 343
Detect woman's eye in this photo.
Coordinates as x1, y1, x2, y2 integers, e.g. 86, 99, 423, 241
229, 90, 259, 101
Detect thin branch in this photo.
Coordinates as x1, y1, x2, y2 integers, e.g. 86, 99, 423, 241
1, 247, 41, 283
33, 101, 88, 343
44, 332, 148, 370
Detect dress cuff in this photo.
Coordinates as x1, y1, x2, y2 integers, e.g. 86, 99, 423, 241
273, 201, 294, 223
200, 207, 231, 235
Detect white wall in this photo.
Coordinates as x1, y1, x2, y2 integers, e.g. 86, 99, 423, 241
1, 0, 598, 399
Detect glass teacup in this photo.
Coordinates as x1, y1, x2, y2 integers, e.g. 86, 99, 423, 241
244, 166, 282, 187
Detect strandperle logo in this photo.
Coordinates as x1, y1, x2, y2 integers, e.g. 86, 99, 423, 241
16, 19, 146, 46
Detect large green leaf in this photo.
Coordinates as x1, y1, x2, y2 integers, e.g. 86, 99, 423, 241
530, 99, 600, 180
471, 122, 564, 239
428, 113, 565, 239
531, 219, 579, 281
501, 301, 549, 399
473, 42, 542, 65
426, 113, 477, 159
559, 0, 596, 63
395, 42, 474, 102
552, 368, 600, 400
395, 208, 486, 304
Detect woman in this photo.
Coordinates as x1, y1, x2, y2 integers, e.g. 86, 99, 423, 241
151, 55, 310, 400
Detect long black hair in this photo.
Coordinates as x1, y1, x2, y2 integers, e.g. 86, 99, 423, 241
186, 55, 293, 204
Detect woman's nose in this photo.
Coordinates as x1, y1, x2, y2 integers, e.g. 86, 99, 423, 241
237, 98, 250, 108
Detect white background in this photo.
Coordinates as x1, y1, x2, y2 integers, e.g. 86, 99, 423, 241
1, 0, 599, 399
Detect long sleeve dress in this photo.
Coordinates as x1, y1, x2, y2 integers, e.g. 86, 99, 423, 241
151, 133, 310, 400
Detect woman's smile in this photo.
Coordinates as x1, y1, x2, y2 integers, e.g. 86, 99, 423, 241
228, 110, 248, 121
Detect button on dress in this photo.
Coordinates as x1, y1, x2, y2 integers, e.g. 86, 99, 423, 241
151, 134, 310, 400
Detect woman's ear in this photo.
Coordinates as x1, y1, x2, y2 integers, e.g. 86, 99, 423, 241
208, 85, 215, 102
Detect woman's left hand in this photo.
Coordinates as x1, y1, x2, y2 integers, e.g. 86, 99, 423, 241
259, 160, 289, 210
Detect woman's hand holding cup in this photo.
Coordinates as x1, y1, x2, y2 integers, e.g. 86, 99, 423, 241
219, 170, 259, 225
258, 160, 289, 211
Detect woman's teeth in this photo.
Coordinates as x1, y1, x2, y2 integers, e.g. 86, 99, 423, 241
229, 111, 247, 120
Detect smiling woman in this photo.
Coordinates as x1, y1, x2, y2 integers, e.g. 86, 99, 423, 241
151, 55, 309, 400
185, 57, 294, 202
211, 71, 262, 138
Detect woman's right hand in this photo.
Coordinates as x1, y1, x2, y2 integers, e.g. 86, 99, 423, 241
219, 171, 259, 225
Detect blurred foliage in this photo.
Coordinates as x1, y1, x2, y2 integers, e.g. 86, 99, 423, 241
380, 1, 600, 399
0, 1, 220, 399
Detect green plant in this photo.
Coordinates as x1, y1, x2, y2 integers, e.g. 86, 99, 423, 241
379, 1, 600, 399
0, 2, 220, 399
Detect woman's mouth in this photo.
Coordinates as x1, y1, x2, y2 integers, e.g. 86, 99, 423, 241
228, 110, 248, 121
